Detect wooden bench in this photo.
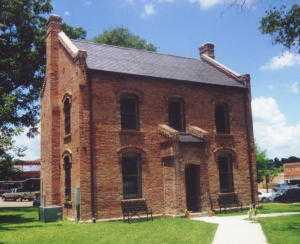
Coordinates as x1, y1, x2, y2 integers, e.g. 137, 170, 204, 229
121, 199, 153, 223
218, 193, 242, 212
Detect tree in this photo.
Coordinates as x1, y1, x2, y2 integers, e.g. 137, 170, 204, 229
260, 4, 300, 52
282, 156, 300, 163
0, 129, 24, 180
256, 146, 282, 192
0, 0, 86, 161
94, 27, 157, 52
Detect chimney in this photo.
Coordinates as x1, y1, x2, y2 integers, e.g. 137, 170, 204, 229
199, 43, 215, 59
47, 14, 62, 35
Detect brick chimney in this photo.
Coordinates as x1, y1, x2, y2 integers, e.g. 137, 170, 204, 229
47, 15, 62, 36
199, 43, 215, 59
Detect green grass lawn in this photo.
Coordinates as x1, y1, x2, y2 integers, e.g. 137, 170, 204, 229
217, 203, 300, 216
0, 207, 217, 244
259, 214, 300, 244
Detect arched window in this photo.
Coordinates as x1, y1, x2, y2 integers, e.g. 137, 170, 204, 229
63, 155, 72, 201
215, 104, 230, 134
120, 94, 139, 130
122, 153, 142, 199
63, 97, 71, 135
168, 98, 185, 132
218, 154, 234, 193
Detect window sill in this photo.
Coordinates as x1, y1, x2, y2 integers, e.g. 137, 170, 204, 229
119, 130, 144, 135
215, 133, 232, 137
218, 192, 236, 196
121, 198, 145, 202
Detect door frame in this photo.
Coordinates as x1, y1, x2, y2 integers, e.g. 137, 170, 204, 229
185, 164, 201, 212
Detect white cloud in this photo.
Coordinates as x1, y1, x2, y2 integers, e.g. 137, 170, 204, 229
13, 129, 40, 160
83, 0, 93, 6
288, 81, 300, 94
261, 51, 300, 70
189, 0, 256, 9
158, 0, 175, 2
126, 0, 256, 17
252, 97, 300, 158
64, 11, 70, 16
190, 0, 223, 9
143, 3, 156, 16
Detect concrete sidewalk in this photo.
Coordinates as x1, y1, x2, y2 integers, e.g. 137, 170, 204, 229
193, 212, 300, 244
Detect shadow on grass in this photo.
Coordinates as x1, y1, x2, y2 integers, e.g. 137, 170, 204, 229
0, 207, 45, 232
0, 222, 63, 232
0, 207, 37, 213
0, 214, 36, 224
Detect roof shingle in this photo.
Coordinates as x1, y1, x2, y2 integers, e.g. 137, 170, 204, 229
72, 40, 245, 88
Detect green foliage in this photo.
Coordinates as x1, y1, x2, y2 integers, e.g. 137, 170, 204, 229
260, 4, 300, 52
94, 27, 157, 52
256, 146, 282, 188
0, 128, 24, 180
0, 0, 86, 161
61, 23, 86, 40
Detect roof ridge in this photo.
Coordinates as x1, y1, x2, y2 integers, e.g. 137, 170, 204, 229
71, 39, 201, 62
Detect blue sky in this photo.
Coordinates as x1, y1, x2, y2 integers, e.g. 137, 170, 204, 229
15, 0, 300, 159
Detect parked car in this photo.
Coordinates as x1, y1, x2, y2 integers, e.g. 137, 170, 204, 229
258, 190, 277, 202
0, 189, 11, 197
2, 188, 39, 202
274, 187, 300, 203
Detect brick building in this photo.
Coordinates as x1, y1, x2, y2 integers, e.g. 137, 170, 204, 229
14, 159, 40, 180
284, 162, 300, 184
41, 15, 257, 221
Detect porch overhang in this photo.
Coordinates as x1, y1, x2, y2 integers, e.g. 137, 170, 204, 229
158, 124, 209, 143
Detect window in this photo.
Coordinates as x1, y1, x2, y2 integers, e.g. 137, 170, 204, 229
168, 98, 185, 131
64, 97, 71, 135
122, 153, 142, 199
64, 155, 72, 201
120, 95, 139, 130
215, 104, 230, 134
218, 155, 234, 193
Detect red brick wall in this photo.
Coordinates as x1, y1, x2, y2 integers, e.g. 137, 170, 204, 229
41, 17, 93, 220
87, 71, 256, 218
41, 16, 62, 206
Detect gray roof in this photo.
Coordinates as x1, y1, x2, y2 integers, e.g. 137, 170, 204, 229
72, 40, 244, 88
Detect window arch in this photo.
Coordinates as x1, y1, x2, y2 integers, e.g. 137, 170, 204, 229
122, 152, 142, 199
120, 94, 139, 130
217, 153, 234, 193
63, 96, 71, 136
215, 103, 230, 134
168, 97, 185, 132
63, 154, 72, 201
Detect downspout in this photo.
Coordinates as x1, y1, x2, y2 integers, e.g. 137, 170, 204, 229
87, 71, 97, 221
242, 74, 256, 205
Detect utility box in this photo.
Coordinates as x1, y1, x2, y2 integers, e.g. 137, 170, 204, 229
39, 205, 63, 222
